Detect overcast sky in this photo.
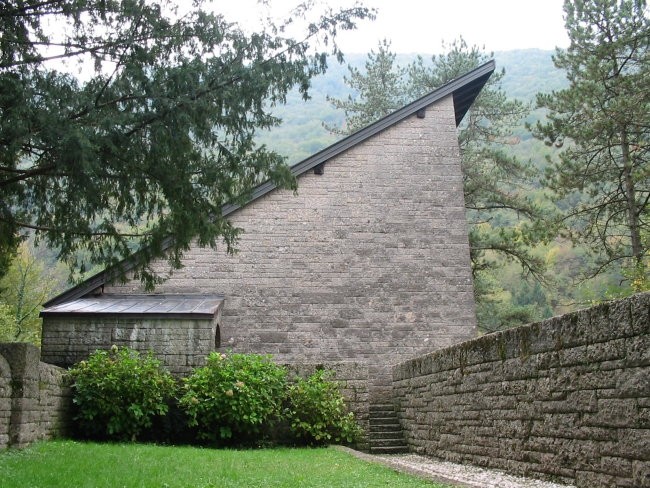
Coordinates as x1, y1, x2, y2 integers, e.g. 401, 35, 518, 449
218, 0, 569, 54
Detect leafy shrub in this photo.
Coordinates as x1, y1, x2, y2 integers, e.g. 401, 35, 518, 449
179, 352, 287, 444
69, 346, 176, 441
0, 304, 17, 342
285, 369, 361, 445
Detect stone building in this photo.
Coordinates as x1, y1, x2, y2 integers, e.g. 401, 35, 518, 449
41, 62, 494, 400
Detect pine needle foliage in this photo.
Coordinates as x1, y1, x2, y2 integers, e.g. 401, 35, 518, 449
532, 0, 649, 285
0, 0, 373, 288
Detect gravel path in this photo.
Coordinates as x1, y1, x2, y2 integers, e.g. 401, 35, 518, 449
336, 447, 576, 488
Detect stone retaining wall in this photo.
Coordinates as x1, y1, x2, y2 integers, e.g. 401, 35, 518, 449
0, 343, 71, 449
42, 315, 220, 376
392, 292, 649, 488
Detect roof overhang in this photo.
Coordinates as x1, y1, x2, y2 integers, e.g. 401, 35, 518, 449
40, 294, 224, 320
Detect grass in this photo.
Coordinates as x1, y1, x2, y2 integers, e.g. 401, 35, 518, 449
0, 440, 452, 488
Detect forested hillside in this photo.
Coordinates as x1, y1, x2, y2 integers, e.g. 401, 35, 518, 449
256, 49, 566, 163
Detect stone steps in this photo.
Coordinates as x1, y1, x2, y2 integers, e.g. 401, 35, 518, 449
368, 403, 408, 454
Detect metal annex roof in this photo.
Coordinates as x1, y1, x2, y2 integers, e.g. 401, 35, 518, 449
44, 61, 495, 309
40, 295, 224, 319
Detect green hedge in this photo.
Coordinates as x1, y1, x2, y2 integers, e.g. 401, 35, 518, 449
68, 346, 176, 441
69, 347, 361, 447
179, 352, 287, 443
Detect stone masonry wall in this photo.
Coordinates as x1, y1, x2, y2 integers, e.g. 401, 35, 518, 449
0, 353, 10, 447
103, 95, 477, 398
392, 293, 650, 488
285, 361, 370, 450
0, 343, 71, 449
42, 315, 220, 376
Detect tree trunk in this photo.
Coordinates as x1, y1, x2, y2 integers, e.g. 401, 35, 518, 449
620, 128, 643, 264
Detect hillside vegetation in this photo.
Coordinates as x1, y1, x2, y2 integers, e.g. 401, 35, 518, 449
257, 49, 566, 163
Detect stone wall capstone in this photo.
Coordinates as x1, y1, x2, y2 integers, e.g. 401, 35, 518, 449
392, 292, 650, 488
0, 343, 71, 449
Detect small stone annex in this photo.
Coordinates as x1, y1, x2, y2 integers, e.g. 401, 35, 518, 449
39, 61, 495, 423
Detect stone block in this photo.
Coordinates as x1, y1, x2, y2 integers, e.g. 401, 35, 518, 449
626, 335, 650, 368
539, 390, 598, 414
633, 460, 650, 488
575, 470, 619, 488
551, 309, 591, 349
630, 293, 650, 336
584, 399, 639, 429
616, 429, 650, 461
616, 367, 650, 398
600, 456, 633, 477
0, 344, 40, 382
607, 298, 633, 338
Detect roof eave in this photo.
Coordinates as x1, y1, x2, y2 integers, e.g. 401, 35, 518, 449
40, 312, 217, 319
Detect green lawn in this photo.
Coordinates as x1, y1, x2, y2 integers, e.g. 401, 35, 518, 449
0, 441, 450, 487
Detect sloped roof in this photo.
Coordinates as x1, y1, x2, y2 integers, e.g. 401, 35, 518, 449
44, 60, 495, 308
41, 294, 223, 319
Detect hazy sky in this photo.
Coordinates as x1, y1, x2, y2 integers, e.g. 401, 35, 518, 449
219, 0, 570, 54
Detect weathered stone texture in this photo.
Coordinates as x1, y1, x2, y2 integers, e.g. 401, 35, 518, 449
98, 95, 476, 396
42, 315, 220, 376
0, 354, 10, 447
0, 343, 71, 449
392, 292, 650, 488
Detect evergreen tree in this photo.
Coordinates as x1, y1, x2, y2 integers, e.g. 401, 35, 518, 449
0, 0, 372, 287
532, 0, 649, 286
324, 39, 406, 134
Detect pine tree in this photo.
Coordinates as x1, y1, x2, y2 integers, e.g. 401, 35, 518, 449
532, 0, 649, 286
0, 0, 372, 287
324, 39, 406, 134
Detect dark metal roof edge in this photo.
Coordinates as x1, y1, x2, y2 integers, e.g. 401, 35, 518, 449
40, 311, 217, 319
291, 60, 495, 176
43, 237, 177, 308
221, 60, 495, 215
44, 60, 495, 308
